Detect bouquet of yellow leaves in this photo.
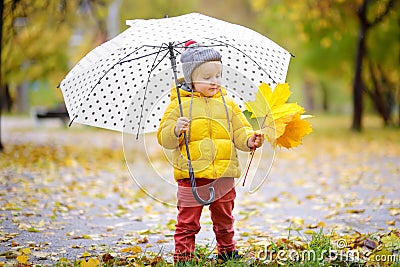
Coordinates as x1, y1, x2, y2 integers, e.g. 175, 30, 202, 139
244, 83, 312, 149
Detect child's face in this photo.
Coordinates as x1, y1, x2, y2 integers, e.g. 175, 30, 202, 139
191, 61, 222, 97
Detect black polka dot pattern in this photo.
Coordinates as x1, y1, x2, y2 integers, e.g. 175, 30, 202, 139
59, 13, 291, 135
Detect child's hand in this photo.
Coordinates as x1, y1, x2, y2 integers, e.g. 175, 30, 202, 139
247, 132, 264, 149
174, 117, 189, 137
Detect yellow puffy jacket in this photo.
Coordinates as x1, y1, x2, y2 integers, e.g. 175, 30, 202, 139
157, 85, 254, 180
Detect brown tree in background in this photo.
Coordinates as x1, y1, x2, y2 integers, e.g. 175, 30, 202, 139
352, 0, 397, 131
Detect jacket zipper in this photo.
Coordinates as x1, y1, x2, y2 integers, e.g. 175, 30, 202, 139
204, 97, 216, 178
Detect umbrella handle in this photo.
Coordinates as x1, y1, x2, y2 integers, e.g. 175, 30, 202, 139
188, 163, 215, 206
168, 42, 215, 205
192, 184, 215, 206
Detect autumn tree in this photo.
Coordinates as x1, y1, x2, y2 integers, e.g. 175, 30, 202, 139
0, 0, 112, 151
249, 0, 399, 130
351, 0, 398, 129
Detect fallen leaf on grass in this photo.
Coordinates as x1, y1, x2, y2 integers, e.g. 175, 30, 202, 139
120, 246, 142, 254
101, 253, 114, 265
28, 227, 40, 232
80, 257, 100, 267
166, 219, 176, 231
4, 202, 22, 211
304, 229, 315, 235
306, 221, 326, 229
386, 220, 396, 226
345, 209, 365, 214
19, 248, 30, 255
325, 210, 340, 219
72, 234, 92, 239
389, 207, 400, 216
80, 251, 92, 258
381, 232, 400, 250
290, 217, 304, 226
16, 254, 29, 264
137, 236, 149, 244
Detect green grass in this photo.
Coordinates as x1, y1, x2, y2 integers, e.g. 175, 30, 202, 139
52, 229, 399, 267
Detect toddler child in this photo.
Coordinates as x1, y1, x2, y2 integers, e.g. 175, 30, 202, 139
157, 40, 263, 263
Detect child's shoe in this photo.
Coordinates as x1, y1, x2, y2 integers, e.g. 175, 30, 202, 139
217, 250, 242, 262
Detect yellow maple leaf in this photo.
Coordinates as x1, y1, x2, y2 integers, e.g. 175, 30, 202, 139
20, 248, 31, 255
246, 83, 293, 119
80, 257, 100, 267
80, 251, 92, 258
16, 255, 29, 264
245, 83, 270, 119
120, 245, 142, 254
245, 83, 308, 145
277, 114, 313, 148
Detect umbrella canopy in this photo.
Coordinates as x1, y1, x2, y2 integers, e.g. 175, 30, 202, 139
59, 13, 292, 135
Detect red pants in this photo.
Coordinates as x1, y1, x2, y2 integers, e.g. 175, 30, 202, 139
174, 178, 236, 262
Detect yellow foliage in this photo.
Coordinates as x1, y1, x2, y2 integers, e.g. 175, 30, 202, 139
120, 245, 142, 254
320, 36, 332, 48
250, 0, 267, 12
244, 83, 312, 148
16, 254, 29, 264
80, 257, 100, 267
81, 251, 92, 257
20, 248, 31, 255
276, 114, 313, 148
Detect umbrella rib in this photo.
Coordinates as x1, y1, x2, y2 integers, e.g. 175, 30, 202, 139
119, 47, 169, 64
203, 37, 279, 85
68, 45, 158, 127
148, 46, 171, 73
134, 40, 188, 136
136, 44, 170, 137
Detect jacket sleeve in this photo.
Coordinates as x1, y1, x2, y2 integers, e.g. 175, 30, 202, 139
228, 98, 254, 152
157, 99, 184, 149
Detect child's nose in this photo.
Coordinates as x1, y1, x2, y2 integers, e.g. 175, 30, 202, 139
210, 77, 221, 85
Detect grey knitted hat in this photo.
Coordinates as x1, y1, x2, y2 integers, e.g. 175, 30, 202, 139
180, 40, 222, 89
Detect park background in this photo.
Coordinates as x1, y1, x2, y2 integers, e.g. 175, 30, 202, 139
0, 0, 399, 266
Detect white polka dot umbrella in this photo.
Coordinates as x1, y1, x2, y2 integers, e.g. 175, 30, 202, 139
59, 13, 292, 205
59, 13, 292, 135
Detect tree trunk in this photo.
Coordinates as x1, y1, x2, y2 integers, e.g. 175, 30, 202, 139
303, 80, 315, 111
16, 83, 29, 113
321, 84, 329, 112
1, 84, 12, 112
352, 0, 369, 131
366, 62, 393, 126
0, 0, 4, 152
